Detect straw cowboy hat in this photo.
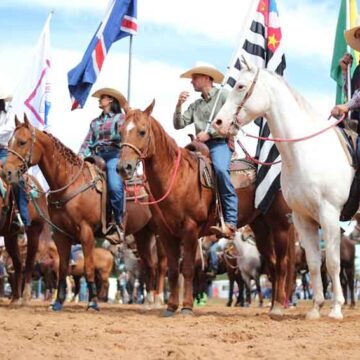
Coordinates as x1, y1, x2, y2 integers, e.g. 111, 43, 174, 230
345, 18, 360, 51
92, 87, 127, 108
180, 62, 224, 84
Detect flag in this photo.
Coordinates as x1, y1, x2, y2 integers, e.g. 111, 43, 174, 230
226, 0, 286, 214
68, 0, 137, 110
330, 0, 359, 104
8, 13, 52, 192
10, 13, 52, 129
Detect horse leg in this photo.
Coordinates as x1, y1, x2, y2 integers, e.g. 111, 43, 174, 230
162, 235, 180, 316
293, 212, 324, 320
236, 273, 245, 307
52, 233, 71, 311
320, 207, 344, 319
181, 230, 199, 315
72, 276, 80, 302
227, 275, 234, 307
346, 266, 355, 308
79, 224, 98, 311
134, 227, 156, 306
255, 274, 263, 307
4, 234, 23, 305
155, 235, 167, 307
22, 224, 42, 305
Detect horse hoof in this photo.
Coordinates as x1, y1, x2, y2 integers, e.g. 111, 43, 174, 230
328, 306, 343, 320
162, 309, 176, 317
9, 299, 22, 307
50, 301, 63, 312
306, 308, 321, 320
87, 301, 100, 312
180, 308, 194, 316
269, 306, 283, 319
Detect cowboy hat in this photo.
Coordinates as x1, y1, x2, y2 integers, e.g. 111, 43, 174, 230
0, 85, 12, 102
180, 62, 224, 84
92, 87, 127, 108
345, 18, 360, 51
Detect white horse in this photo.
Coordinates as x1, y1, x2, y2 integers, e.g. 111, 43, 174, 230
212, 59, 354, 319
233, 228, 264, 307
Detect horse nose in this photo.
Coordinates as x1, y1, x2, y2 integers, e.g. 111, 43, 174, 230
215, 119, 223, 126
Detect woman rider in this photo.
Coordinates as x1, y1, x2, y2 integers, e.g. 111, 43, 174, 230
79, 88, 127, 244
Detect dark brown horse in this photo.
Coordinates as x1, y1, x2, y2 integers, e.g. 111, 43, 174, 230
4, 116, 167, 311
0, 173, 47, 305
118, 101, 293, 316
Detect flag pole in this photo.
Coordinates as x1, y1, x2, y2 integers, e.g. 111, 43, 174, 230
346, 0, 352, 106
127, 34, 133, 105
205, 0, 259, 132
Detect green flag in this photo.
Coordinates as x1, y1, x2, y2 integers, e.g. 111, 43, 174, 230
330, 0, 359, 104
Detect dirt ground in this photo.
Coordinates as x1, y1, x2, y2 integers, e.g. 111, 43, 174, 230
0, 299, 359, 360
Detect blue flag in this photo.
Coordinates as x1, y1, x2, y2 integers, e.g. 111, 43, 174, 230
68, 0, 137, 110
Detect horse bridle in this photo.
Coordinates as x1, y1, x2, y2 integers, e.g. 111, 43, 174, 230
7, 126, 37, 175
230, 68, 260, 130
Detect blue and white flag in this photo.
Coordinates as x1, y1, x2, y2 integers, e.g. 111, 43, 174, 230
68, 0, 137, 110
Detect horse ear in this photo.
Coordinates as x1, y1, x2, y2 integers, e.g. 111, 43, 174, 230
144, 99, 155, 117
14, 115, 21, 127
240, 55, 254, 72
23, 113, 33, 129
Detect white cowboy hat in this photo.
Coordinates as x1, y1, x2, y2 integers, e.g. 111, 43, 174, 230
180, 62, 224, 84
92, 87, 127, 108
345, 18, 360, 51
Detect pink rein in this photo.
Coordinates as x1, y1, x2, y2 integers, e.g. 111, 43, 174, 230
128, 147, 182, 205
237, 114, 346, 166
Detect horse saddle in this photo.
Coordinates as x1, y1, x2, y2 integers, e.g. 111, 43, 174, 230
334, 126, 358, 168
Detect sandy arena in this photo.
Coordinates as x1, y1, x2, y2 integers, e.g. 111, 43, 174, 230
0, 299, 359, 360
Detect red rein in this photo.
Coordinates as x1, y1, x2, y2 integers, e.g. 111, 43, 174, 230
237, 114, 346, 167
126, 147, 182, 205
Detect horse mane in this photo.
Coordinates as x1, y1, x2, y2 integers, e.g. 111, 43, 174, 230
264, 70, 321, 120
43, 131, 82, 166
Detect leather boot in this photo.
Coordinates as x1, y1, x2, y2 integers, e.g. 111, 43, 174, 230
209, 223, 236, 239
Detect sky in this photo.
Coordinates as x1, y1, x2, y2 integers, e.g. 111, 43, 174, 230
0, 0, 354, 154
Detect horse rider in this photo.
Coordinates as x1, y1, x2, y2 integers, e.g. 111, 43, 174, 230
0, 89, 31, 234
79, 88, 127, 244
331, 20, 360, 147
173, 63, 238, 238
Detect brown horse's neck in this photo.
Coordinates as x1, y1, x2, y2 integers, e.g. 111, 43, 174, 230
144, 118, 182, 193
36, 130, 83, 192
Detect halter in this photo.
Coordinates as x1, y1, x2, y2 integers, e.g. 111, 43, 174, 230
233, 68, 260, 126
7, 126, 37, 175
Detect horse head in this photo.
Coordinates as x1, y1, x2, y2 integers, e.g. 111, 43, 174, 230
117, 100, 155, 180
212, 57, 270, 137
4, 114, 41, 184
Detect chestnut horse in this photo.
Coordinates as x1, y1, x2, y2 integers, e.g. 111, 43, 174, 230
0, 174, 47, 304
118, 101, 292, 316
4, 116, 167, 311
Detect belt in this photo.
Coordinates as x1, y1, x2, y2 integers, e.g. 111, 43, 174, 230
206, 138, 227, 144
94, 144, 118, 153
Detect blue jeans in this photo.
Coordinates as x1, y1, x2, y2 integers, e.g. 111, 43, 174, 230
97, 150, 124, 225
0, 148, 31, 227
206, 139, 238, 226
209, 242, 218, 271
70, 244, 82, 262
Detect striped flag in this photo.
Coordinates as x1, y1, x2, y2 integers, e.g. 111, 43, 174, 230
68, 0, 137, 110
226, 0, 286, 213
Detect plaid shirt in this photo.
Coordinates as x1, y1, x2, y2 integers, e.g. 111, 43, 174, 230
79, 112, 124, 157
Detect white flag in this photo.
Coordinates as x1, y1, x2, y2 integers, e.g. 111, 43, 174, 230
10, 13, 52, 130
9, 13, 53, 192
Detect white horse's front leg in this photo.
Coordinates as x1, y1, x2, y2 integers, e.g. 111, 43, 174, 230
293, 212, 324, 320
320, 206, 344, 320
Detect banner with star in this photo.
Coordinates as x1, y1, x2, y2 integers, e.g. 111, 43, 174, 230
225, 0, 286, 214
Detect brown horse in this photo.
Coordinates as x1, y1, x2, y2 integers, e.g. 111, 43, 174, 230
4, 116, 167, 311
0, 173, 47, 305
118, 101, 293, 316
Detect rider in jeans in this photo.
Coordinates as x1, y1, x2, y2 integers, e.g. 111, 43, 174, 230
173, 63, 238, 239
0, 91, 31, 233
79, 88, 127, 244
